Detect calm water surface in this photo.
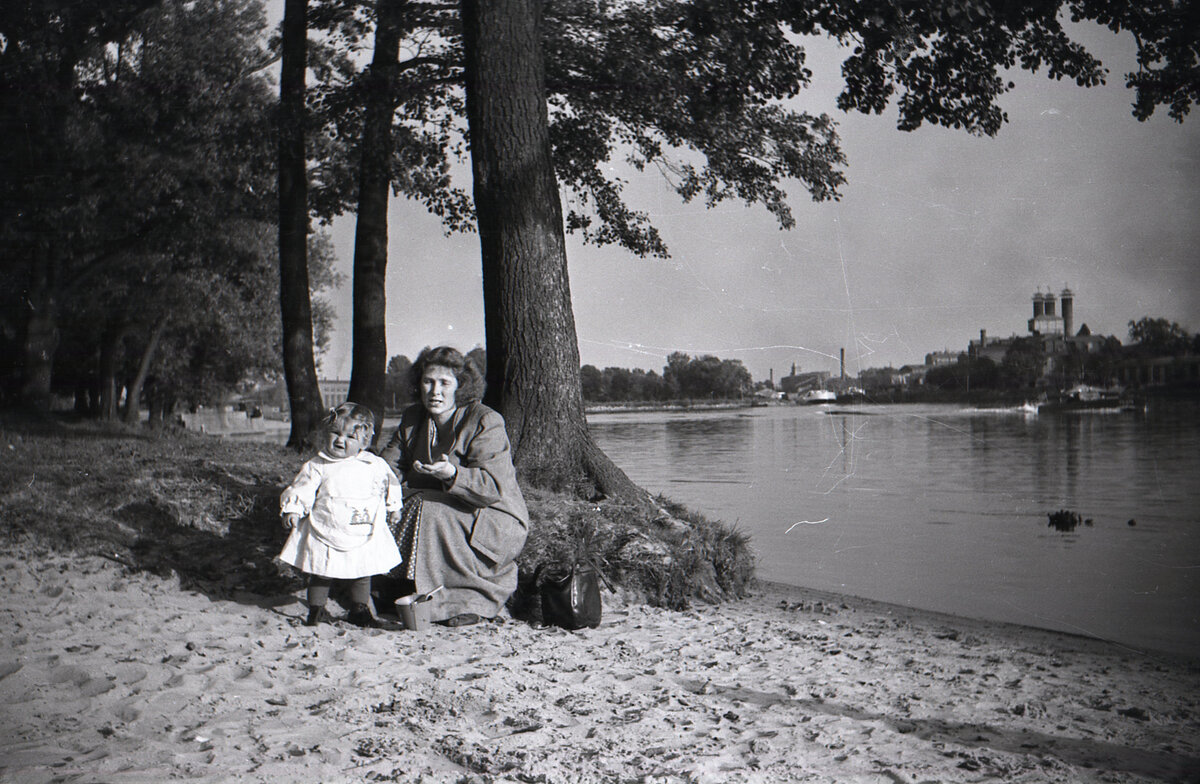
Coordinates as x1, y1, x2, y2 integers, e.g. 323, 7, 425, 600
588, 400, 1200, 657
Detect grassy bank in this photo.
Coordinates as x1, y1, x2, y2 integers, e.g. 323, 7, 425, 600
0, 412, 753, 616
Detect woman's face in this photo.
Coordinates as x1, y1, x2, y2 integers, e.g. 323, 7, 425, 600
421, 365, 459, 420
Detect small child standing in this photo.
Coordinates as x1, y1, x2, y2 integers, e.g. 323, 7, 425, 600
278, 402, 402, 627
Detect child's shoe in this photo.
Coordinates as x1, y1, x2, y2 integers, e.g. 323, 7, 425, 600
347, 603, 381, 628
304, 605, 329, 627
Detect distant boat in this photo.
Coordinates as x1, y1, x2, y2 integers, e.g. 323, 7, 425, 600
1038, 384, 1132, 413
799, 389, 837, 405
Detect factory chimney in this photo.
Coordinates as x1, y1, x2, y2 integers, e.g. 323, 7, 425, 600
1060, 287, 1074, 337
840, 348, 845, 379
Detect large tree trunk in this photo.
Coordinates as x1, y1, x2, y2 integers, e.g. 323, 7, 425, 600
277, 0, 324, 448
460, 0, 647, 504
347, 0, 405, 437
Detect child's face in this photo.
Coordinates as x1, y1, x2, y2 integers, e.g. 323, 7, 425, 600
325, 422, 368, 459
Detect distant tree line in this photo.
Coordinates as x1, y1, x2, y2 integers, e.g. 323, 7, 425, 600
921, 317, 1197, 393
382, 349, 755, 408
1126, 318, 1200, 357
582, 352, 753, 403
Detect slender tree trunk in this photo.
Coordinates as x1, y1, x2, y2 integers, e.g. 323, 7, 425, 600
148, 389, 177, 431
347, 0, 405, 437
19, 253, 59, 410
98, 322, 129, 421
277, 0, 324, 448
460, 0, 647, 504
147, 393, 165, 431
123, 317, 167, 425
74, 380, 90, 415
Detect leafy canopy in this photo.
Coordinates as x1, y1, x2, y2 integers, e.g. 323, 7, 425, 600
299, 0, 1196, 259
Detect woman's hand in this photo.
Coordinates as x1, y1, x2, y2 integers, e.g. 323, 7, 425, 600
412, 458, 457, 482
282, 513, 300, 530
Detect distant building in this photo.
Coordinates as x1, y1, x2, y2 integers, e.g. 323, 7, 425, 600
1067, 323, 1113, 355
899, 364, 930, 385
858, 366, 903, 390
968, 287, 1114, 367
924, 350, 962, 367
236, 378, 353, 412
1116, 355, 1200, 387
1028, 288, 1067, 337
778, 363, 831, 396
319, 379, 351, 408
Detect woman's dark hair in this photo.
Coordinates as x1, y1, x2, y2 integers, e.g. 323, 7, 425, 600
408, 346, 485, 406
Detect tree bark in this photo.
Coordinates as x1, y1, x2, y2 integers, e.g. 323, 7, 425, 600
347, 0, 406, 437
277, 0, 324, 448
460, 0, 647, 504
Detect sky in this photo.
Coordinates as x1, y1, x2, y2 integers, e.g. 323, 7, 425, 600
313, 22, 1199, 384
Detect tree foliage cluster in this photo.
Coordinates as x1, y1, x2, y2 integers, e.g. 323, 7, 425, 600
923, 338, 1121, 392
581, 353, 753, 403
0, 0, 339, 420
662, 352, 754, 400
1127, 317, 1200, 356
922, 315, 1197, 393
580, 365, 672, 404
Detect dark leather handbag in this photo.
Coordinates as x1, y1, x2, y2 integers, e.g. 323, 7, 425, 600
537, 561, 607, 630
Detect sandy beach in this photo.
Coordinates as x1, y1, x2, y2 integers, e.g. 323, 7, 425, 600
2, 545, 1198, 784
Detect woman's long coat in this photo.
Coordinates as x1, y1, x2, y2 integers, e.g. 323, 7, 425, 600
379, 401, 529, 620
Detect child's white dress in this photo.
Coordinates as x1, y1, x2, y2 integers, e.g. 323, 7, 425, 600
278, 451, 403, 579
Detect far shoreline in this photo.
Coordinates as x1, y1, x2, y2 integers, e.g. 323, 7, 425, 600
584, 400, 761, 414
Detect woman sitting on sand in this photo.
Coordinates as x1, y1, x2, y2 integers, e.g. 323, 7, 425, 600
379, 346, 529, 627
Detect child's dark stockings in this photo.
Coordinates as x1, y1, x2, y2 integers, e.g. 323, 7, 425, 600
305, 575, 375, 626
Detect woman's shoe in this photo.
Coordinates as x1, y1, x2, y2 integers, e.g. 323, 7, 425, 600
347, 603, 381, 628
439, 613, 482, 628
304, 606, 329, 627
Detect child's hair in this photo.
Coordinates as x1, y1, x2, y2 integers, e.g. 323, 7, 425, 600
322, 401, 376, 443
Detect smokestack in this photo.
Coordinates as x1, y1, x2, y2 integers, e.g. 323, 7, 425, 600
1044, 292, 1056, 317
840, 348, 845, 379
980, 329, 987, 348
1061, 287, 1074, 337
1032, 292, 1045, 318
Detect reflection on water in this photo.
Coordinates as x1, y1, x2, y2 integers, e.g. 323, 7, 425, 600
590, 401, 1200, 657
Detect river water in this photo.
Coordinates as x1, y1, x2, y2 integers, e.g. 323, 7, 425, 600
588, 400, 1200, 657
